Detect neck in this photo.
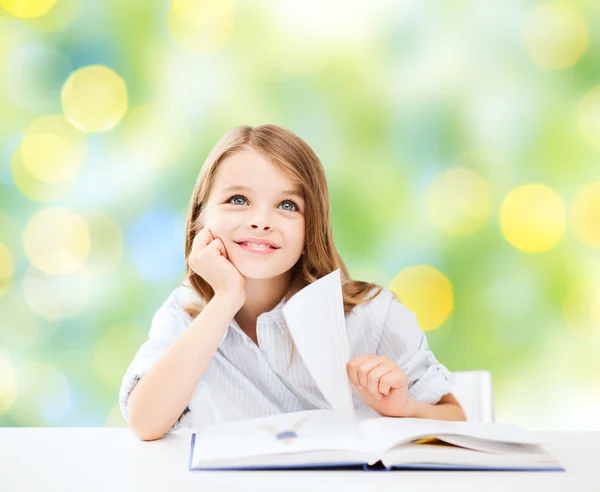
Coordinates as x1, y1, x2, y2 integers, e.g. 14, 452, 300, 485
235, 271, 291, 332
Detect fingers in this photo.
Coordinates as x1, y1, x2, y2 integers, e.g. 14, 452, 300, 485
356, 355, 386, 389
367, 365, 392, 400
193, 228, 228, 259
347, 355, 406, 401
347, 354, 389, 399
379, 370, 407, 396
346, 354, 375, 388
193, 227, 213, 249
209, 238, 228, 259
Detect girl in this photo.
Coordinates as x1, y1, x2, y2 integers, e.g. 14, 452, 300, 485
119, 125, 465, 441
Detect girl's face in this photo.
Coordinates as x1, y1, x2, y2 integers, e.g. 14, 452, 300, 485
200, 150, 306, 280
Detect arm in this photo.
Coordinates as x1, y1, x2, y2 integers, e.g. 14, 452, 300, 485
127, 293, 239, 441
347, 292, 461, 421
405, 392, 466, 421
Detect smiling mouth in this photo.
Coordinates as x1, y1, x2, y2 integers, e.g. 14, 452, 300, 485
235, 241, 279, 253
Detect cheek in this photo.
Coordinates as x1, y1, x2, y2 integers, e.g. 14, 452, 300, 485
201, 210, 234, 234
288, 222, 305, 250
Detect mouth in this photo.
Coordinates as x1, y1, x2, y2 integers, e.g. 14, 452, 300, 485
235, 241, 280, 255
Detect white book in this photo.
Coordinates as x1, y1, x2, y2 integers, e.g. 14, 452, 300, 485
188, 409, 563, 471
189, 270, 563, 471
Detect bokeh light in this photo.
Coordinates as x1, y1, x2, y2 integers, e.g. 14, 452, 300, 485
10, 114, 86, 202
10, 148, 71, 202
524, 1, 589, 70
61, 65, 128, 133
0, 347, 16, 414
21, 0, 81, 32
10, 146, 74, 202
571, 182, 600, 248
168, 0, 235, 54
577, 87, 600, 152
23, 207, 91, 275
22, 266, 91, 320
0, 0, 57, 18
424, 167, 492, 236
19, 114, 86, 183
0, 243, 14, 299
500, 184, 566, 253
388, 265, 454, 331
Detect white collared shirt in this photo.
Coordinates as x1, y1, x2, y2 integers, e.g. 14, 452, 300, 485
119, 285, 455, 431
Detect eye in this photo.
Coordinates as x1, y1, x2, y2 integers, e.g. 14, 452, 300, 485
226, 195, 300, 211
279, 199, 299, 212
228, 195, 248, 206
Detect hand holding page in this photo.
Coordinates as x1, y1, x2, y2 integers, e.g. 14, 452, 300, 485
281, 269, 355, 420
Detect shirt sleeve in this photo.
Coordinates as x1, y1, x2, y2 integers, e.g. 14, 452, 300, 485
118, 289, 196, 432
376, 295, 455, 404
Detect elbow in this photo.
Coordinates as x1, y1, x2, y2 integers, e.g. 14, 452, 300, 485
126, 388, 169, 441
136, 430, 167, 442
129, 415, 168, 441
127, 405, 169, 442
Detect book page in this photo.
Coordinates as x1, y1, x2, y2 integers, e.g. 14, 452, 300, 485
191, 410, 369, 466
380, 442, 561, 470
358, 417, 543, 455
281, 269, 356, 420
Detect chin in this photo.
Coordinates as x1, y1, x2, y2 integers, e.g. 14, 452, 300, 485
231, 255, 300, 280
235, 263, 287, 280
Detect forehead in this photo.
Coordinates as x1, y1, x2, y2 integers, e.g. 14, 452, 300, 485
213, 150, 302, 196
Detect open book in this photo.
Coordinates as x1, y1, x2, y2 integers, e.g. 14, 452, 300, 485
189, 270, 563, 471
189, 409, 563, 471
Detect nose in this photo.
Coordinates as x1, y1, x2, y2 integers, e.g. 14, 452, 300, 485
248, 208, 272, 231
250, 222, 271, 231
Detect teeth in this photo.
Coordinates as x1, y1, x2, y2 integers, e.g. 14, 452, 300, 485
244, 242, 270, 250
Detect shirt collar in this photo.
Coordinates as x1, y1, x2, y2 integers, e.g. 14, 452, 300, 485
222, 296, 287, 344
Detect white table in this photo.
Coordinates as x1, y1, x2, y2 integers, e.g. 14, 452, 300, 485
0, 428, 598, 492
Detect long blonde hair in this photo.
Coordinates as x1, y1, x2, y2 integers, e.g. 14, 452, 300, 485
183, 124, 383, 317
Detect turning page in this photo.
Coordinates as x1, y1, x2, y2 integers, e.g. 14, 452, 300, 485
282, 269, 356, 420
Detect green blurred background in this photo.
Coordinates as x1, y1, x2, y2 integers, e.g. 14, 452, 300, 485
0, 0, 599, 430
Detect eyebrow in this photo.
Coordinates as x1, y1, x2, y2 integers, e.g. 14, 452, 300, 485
220, 185, 304, 200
